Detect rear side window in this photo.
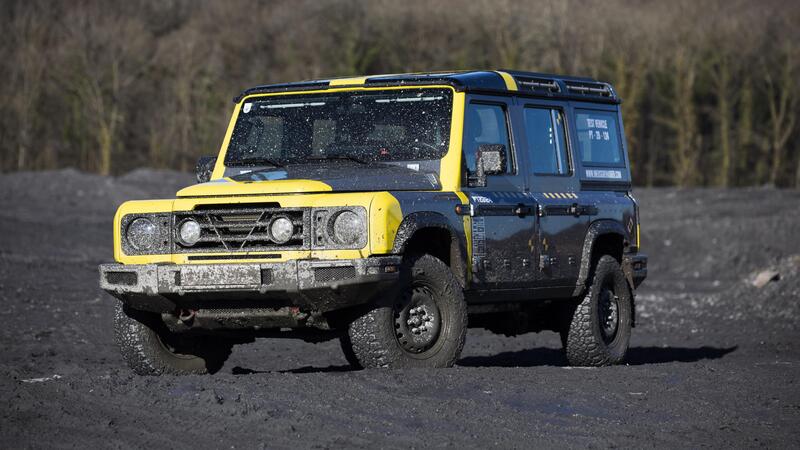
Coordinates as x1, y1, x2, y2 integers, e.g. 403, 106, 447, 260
575, 110, 623, 166
463, 103, 512, 174
524, 108, 569, 175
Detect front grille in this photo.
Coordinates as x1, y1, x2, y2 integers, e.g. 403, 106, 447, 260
314, 266, 356, 283
174, 205, 309, 252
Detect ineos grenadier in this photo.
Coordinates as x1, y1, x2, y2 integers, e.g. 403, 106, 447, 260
100, 70, 647, 374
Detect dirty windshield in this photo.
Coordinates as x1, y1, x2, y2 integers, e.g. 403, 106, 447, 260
225, 88, 453, 166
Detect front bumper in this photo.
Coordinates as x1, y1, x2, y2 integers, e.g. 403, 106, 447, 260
99, 256, 401, 314
622, 253, 648, 288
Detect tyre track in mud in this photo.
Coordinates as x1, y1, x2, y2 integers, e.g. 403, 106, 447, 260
1, 170, 798, 448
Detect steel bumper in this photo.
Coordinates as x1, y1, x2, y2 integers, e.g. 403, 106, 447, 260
622, 252, 648, 288
99, 256, 402, 313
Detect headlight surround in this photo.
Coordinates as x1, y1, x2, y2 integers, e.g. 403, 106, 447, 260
269, 216, 294, 244
178, 219, 202, 246
330, 210, 363, 246
126, 218, 158, 251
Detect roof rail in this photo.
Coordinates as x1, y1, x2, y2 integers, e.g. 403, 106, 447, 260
514, 76, 561, 94
563, 80, 614, 98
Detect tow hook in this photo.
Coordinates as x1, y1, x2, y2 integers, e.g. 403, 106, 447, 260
177, 309, 197, 324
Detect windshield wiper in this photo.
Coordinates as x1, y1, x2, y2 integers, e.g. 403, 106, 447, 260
237, 156, 284, 167
305, 154, 369, 164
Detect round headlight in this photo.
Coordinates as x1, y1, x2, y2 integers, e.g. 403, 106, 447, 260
270, 217, 294, 244
332, 210, 362, 246
126, 218, 157, 251
178, 219, 202, 246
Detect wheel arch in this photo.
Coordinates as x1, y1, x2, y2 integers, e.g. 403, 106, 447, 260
390, 211, 468, 288
574, 219, 637, 326
574, 220, 630, 295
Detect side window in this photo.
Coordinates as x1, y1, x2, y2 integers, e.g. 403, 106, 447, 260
463, 103, 512, 174
524, 107, 570, 175
575, 110, 623, 166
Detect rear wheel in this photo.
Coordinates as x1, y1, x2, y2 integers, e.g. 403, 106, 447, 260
561, 255, 632, 366
342, 254, 467, 368
114, 302, 232, 375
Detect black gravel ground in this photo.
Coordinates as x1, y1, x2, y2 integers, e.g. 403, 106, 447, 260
1, 169, 799, 448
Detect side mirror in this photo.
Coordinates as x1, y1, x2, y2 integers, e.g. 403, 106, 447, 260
470, 144, 507, 187
195, 156, 217, 183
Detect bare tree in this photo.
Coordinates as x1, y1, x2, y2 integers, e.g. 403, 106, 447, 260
0, 0, 797, 183
57, 6, 154, 175
660, 49, 700, 187
764, 44, 798, 186
8, 7, 48, 170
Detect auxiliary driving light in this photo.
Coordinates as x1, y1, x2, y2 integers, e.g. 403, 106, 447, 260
270, 216, 294, 244
178, 219, 202, 246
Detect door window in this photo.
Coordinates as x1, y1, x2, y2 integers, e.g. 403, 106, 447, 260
524, 108, 570, 175
463, 103, 512, 174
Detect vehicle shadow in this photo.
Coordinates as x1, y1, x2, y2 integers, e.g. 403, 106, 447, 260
457, 346, 738, 368
230, 346, 738, 374
231, 365, 355, 375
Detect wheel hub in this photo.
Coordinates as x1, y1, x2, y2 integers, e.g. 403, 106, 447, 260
394, 286, 442, 353
598, 286, 619, 342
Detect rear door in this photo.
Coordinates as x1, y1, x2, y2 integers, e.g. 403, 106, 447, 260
461, 95, 537, 289
518, 99, 590, 287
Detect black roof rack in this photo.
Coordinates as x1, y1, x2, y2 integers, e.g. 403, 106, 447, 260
515, 75, 562, 94
563, 80, 614, 98
234, 70, 619, 104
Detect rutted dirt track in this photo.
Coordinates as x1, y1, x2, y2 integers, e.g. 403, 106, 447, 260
1, 170, 799, 448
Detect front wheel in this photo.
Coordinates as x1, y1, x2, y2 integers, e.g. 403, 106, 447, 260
342, 254, 467, 368
114, 302, 232, 375
561, 255, 633, 366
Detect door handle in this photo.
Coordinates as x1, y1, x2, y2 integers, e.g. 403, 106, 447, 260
473, 204, 535, 217
541, 204, 598, 217
514, 203, 533, 217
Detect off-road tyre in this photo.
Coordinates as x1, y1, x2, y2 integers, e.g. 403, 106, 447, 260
561, 255, 632, 366
343, 254, 467, 369
114, 302, 232, 375
338, 333, 363, 369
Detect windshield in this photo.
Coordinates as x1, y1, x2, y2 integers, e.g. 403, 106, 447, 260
225, 88, 453, 166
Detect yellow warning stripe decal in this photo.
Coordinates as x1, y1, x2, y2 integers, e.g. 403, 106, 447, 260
495, 71, 518, 91
329, 76, 369, 86
542, 192, 578, 199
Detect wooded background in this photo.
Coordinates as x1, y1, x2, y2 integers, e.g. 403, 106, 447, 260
1, 0, 798, 187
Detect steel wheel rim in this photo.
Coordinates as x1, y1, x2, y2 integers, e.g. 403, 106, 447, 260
598, 283, 619, 343
393, 284, 443, 355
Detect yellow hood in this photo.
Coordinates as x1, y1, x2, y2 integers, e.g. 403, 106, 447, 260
176, 178, 333, 197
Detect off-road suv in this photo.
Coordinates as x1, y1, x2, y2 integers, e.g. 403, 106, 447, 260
100, 70, 647, 375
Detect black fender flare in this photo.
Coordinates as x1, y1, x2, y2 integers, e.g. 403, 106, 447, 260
390, 211, 468, 287
573, 219, 630, 296
573, 219, 637, 326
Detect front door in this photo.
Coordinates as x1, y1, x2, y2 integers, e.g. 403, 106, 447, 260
461, 96, 537, 289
